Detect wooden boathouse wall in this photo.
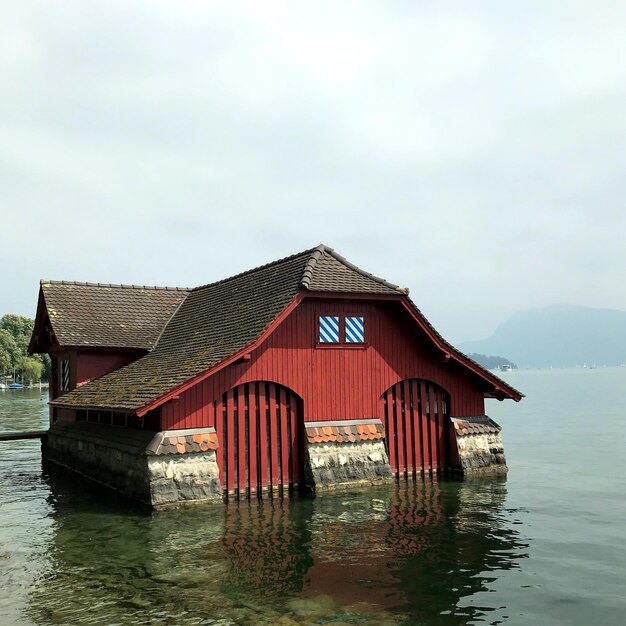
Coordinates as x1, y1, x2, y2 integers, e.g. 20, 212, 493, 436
160, 298, 486, 432
48, 349, 144, 423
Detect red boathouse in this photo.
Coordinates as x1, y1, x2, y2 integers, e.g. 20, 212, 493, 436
29, 245, 522, 507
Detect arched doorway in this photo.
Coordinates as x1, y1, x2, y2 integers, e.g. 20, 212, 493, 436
381, 379, 450, 475
215, 381, 304, 498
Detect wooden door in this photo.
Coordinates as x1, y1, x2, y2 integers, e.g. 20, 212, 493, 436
381, 379, 449, 475
216, 381, 303, 498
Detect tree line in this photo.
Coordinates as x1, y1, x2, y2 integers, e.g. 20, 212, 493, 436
0, 315, 50, 385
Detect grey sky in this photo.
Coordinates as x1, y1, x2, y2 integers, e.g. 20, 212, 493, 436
1, 1, 625, 343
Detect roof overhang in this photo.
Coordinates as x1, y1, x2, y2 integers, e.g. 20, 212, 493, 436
28, 286, 55, 354
398, 298, 524, 402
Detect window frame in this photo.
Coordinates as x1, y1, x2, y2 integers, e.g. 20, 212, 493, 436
316, 313, 368, 349
60, 358, 71, 392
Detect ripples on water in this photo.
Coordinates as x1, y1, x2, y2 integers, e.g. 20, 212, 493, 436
1, 371, 624, 625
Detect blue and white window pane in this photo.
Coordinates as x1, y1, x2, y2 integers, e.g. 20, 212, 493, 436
319, 316, 340, 343
345, 316, 365, 343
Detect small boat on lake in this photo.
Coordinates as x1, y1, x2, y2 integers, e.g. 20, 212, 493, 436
499, 364, 512, 372
7, 382, 25, 389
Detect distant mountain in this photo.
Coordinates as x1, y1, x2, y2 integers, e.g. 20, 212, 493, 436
459, 304, 626, 368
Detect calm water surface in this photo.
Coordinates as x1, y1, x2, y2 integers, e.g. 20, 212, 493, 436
1, 369, 625, 625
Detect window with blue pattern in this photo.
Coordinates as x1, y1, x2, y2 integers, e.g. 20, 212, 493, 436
345, 316, 365, 343
318, 315, 365, 344
319, 316, 340, 343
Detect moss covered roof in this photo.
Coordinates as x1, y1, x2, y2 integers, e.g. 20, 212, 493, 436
32, 281, 188, 352
50, 245, 404, 412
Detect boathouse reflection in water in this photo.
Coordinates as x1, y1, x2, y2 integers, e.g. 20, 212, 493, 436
28, 469, 528, 625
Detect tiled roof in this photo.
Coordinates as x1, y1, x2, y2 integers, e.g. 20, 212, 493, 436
451, 416, 502, 437
50, 245, 408, 412
51, 250, 313, 411
304, 419, 385, 444
34, 281, 189, 351
301, 246, 406, 294
48, 244, 522, 412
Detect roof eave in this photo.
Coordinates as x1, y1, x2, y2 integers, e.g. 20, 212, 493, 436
398, 297, 524, 402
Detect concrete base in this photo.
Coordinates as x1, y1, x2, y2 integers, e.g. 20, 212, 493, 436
450, 416, 507, 475
44, 422, 222, 508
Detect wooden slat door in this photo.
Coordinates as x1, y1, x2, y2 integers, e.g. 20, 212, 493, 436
381, 379, 450, 475
216, 381, 303, 499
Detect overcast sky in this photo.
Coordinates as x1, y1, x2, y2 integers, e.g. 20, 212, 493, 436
1, 1, 625, 343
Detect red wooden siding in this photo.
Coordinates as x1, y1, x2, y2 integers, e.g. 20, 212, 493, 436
214, 381, 303, 498
161, 298, 486, 431
75, 350, 141, 388
381, 379, 450, 474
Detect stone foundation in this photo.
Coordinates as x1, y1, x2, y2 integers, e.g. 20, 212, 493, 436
303, 419, 393, 491
450, 416, 507, 474
148, 452, 222, 507
44, 415, 507, 507
44, 422, 222, 507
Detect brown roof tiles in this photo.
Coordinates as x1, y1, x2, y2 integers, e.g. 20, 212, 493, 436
304, 419, 385, 445
452, 416, 502, 437
148, 428, 219, 456
46, 244, 522, 412
32, 281, 188, 352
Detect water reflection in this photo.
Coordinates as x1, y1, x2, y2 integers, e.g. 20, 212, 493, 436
219, 498, 315, 598
22, 468, 527, 625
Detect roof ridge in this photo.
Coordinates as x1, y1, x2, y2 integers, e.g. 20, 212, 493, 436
191, 246, 317, 293
300, 243, 409, 295
40, 279, 189, 292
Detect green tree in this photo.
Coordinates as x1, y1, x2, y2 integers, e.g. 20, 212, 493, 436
0, 314, 34, 354
0, 328, 20, 376
0, 315, 48, 383
18, 356, 44, 385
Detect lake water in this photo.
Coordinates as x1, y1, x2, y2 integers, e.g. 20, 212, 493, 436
1, 369, 625, 625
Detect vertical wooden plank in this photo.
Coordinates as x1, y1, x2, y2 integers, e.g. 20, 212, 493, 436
279, 386, 290, 490
201, 380, 208, 427
403, 379, 414, 474
207, 397, 215, 430
436, 389, 446, 471
384, 389, 396, 472
441, 391, 450, 468
226, 388, 237, 493
186, 386, 193, 429
237, 384, 247, 494
393, 384, 404, 474
420, 380, 430, 471
258, 382, 269, 489
219, 393, 229, 496
289, 393, 300, 489
411, 379, 422, 472
268, 383, 280, 490
430, 385, 439, 470
248, 382, 258, 493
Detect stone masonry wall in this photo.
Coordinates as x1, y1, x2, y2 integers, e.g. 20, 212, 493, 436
44, 422, 222, 507
303, 418, 392, 491
148, 451, 222, 506
305, 440, 393, 490
451, 417, 507, 475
